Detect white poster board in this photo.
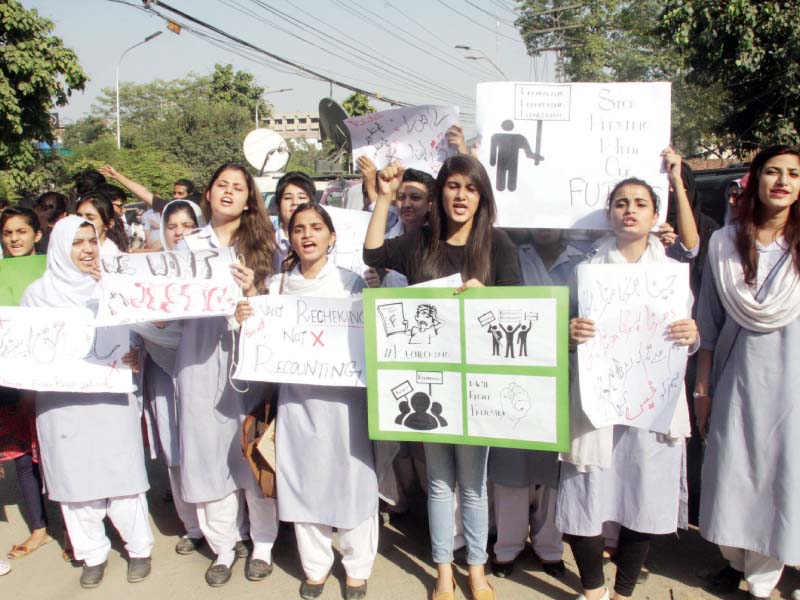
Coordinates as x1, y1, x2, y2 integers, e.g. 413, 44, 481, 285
234, 294, 365, 387
346, 105, 459, 175
476, 82, 671, 229
0, 306, 133, 393
576, 262, 690, 432
325, 205, 371, 277
97, 248, 241, 326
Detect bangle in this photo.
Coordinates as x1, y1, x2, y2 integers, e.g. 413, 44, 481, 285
692, 391, 709, 399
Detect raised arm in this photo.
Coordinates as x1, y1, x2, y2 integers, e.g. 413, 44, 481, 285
364, 162, 404, 251
98, 165, 155, 206
662, 148, 699, 251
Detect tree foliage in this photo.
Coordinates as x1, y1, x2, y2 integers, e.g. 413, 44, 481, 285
342, 92, 375, 117
661, 0, 800, 150
0, 0, 87, 182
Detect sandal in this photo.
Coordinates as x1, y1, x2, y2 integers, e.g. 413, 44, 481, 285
7, 535, 54, 559
469, 581, 495, 600
432, 577, 456, 600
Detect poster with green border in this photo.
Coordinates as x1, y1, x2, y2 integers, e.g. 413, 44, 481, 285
364, 286, 569, 451
0, 255, 47, 306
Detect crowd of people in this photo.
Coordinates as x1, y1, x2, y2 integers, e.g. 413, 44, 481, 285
0, 139, 798, 600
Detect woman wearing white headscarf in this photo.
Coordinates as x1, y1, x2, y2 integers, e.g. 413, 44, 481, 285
134, 199, 206, 555
21, 217, 153, 589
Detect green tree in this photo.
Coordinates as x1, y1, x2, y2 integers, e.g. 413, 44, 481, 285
0, 0, 87, 186
211, 63, 268, 117
515, 1, 729, 155
661, 0, 800, 150
342, 92, 375, 117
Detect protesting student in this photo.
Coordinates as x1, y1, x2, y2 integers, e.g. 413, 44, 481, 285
32, 192, 68, 253
488, 228, 584, 580
236, 202, 379, 600
273, 171, 317, 266
20, 217, 153, 588
563, 177, 699, 600
174, 163, 279, 586
695, 146, 800, 600
364, 155, 521, 600
0, 208, 53, 566
75, 190, 128, 254
133, 199, 205, 555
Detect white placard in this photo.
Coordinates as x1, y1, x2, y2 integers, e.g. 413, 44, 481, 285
476, 82, 671, 229
576, 262, 690, 432
346, 105, 459, 175
324, 205, 371, 277
97, 248, 242, 326
0, 306, 133, 393
235, 295, 366, 387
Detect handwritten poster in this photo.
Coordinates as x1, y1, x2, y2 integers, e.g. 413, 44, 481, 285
346, 105, 459, 175
0, 306, 133, 393
576, 263, 691, 432
476, 82, 671, 229
234, 294, 365, 387
96, 248, 242, 326
325, 206, 371, 277
364, 287, 570, 450
0, 255, 47, 306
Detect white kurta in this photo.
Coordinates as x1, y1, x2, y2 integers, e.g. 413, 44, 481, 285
271, 262, 379, 529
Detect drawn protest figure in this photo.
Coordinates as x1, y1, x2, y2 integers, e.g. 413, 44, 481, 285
408, 304, 443, 344
395, 400, 411, 425
487, 323, 503, 356
404, 392, 439, 431
517, 320, 532, 357
430, 402, 448, 427
489, 120, 541, 192
503, 323, 521, 358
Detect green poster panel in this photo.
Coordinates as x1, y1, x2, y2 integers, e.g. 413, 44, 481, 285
364, 286, 569, 451
0, 255, 47, 306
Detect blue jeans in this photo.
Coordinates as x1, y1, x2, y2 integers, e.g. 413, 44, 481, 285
424, 442, 489, 566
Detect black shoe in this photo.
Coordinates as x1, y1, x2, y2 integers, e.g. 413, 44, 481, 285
245, 558, 273, 581
127, 557, 152, 583
706, 564, 744, 594
491, 559, 514, 578
175, 536, 202, 555
453, 546, 468, 566
80, 561, 107, 589
234, 540, 249, 559
205, 563, 232, 587
345, 581, 368, 600
299, 579, 326, 599
542, 560, 566, 578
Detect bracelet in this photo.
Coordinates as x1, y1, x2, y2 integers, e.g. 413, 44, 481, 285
692, 391, 709, 399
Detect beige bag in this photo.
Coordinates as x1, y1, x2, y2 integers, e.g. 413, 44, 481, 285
241, 397, 277, 498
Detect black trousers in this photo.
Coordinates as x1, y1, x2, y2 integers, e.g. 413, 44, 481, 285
568, 526, 651, 597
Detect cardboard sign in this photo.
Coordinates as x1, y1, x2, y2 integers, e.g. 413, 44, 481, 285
476, 81, 671, 229
0, 306, 132, 393
364, 286, 570, 450
346, 105, 459, 175
576, 262, 691, 432
325, 206, 371, 277
0, 255, 47, 306
97, 248, 241, 325
234, 294, 366, 387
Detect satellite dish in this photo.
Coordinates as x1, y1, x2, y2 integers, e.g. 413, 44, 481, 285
243, 128, 290, 174
318, 98, 351, 153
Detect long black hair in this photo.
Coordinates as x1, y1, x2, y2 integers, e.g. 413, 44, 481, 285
419, 155, 497, 283
76, 190, 129, 252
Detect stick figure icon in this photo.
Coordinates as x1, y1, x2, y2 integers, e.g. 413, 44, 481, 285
489, 120, 544, 192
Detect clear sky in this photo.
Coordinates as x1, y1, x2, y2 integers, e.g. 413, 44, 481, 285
23, 0, 555, 135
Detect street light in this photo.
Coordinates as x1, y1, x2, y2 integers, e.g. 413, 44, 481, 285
255, 88, 294, 127
116, 31, 163, 149
455, 44, 508, 80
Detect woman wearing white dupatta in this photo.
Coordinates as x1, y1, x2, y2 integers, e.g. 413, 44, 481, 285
560, 178, 699, 600
21, 217, 153, 589
695, 146, 800, 600
235, 203, 378, 600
